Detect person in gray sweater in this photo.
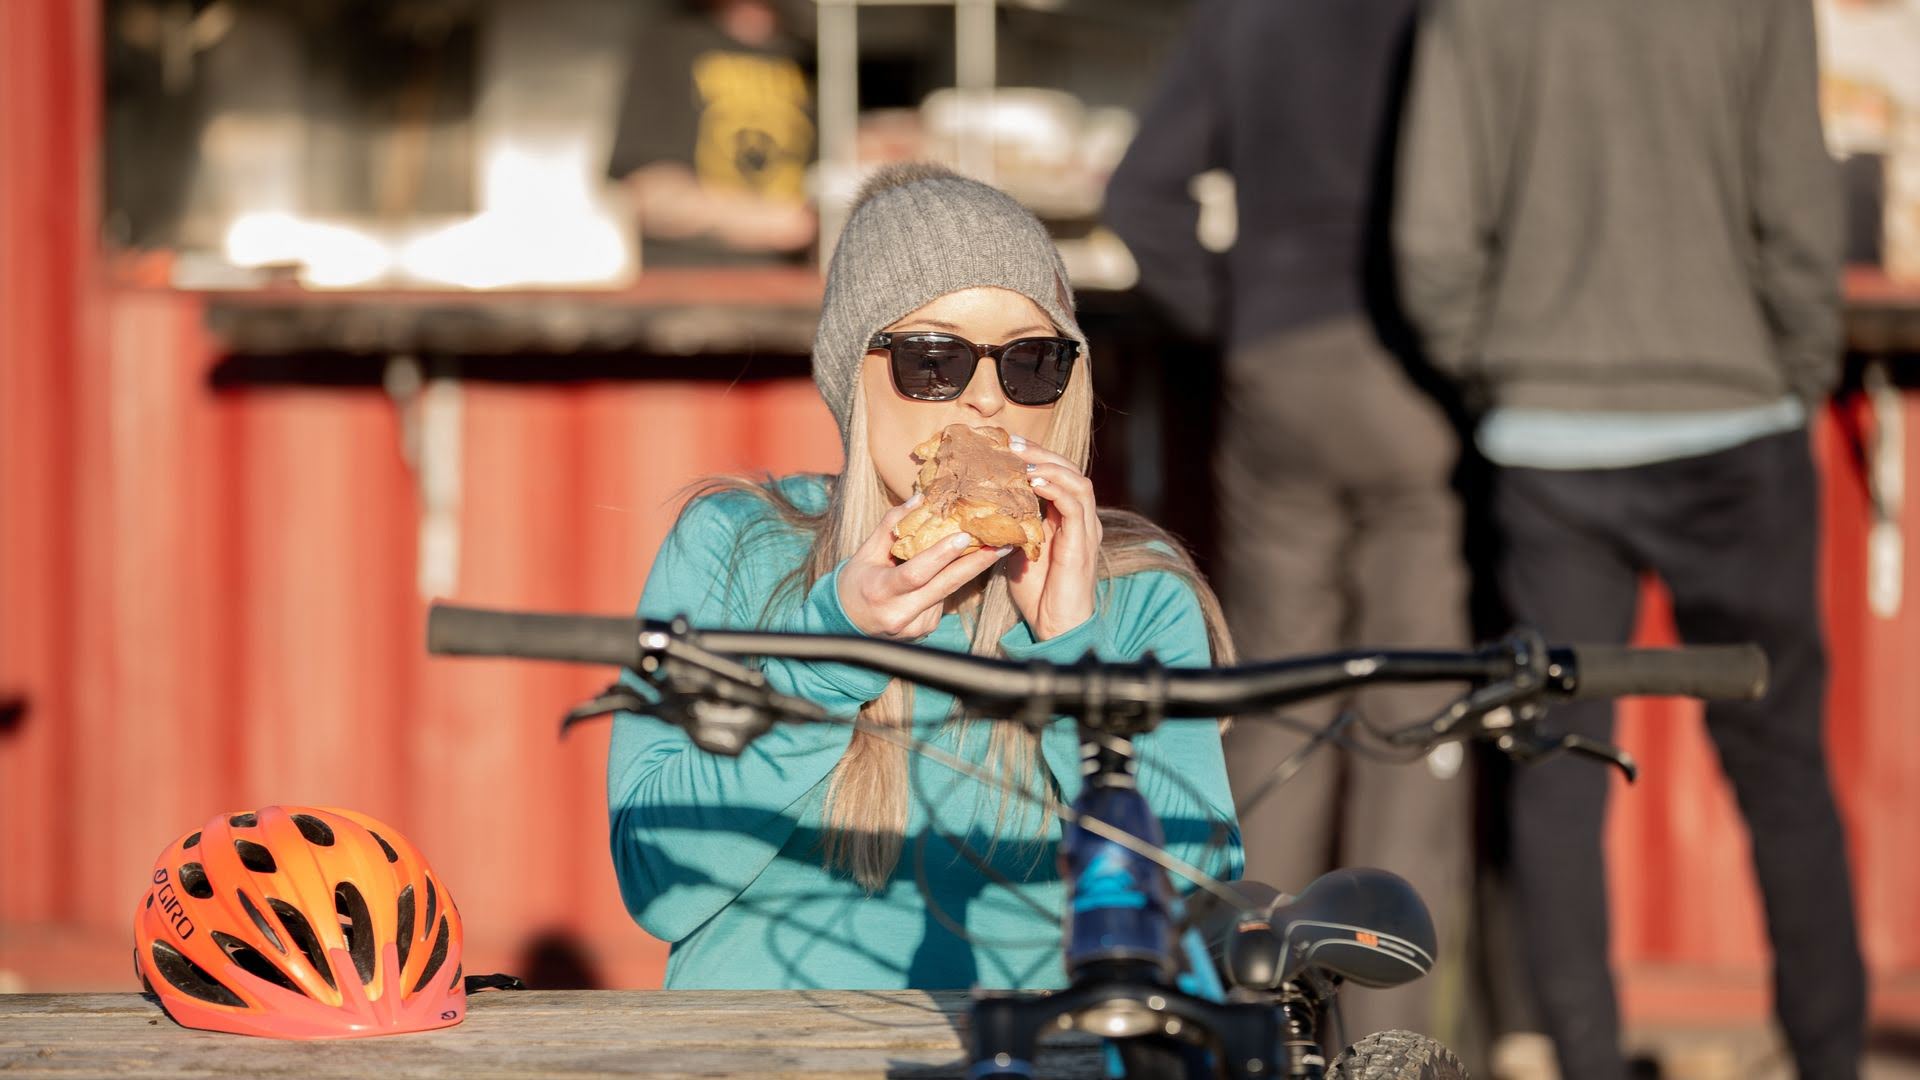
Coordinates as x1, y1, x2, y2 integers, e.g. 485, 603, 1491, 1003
1394, 1, 1866, 1078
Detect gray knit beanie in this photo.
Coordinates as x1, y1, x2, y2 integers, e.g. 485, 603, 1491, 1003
812, 163, 1086, 444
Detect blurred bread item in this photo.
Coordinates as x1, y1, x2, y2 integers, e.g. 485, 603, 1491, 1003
890, 425, 1045, 561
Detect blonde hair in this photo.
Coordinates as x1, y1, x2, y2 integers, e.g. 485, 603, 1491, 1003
683, 352, 1235, 892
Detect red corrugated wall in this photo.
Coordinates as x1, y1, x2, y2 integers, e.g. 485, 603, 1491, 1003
4, 0, 1919, 1026
0, 279, 844, 989
1, 0, 101, 982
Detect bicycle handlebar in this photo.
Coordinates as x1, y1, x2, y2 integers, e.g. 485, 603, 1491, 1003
429, 607, 641, 667
1556, 643, 1766, 702
425, 604, 1767, 722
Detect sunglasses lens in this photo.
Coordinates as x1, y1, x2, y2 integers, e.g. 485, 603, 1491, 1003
998, 340, 1075, 405
890, 335, 975, 401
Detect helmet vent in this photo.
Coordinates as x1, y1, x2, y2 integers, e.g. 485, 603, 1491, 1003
423, 877, 438, 939
211, 930, 303, 997
236, 890, 285, 954
411, 916, 451, 994
228, 813, 258, 828
292, 814, 336, 847
234, 839, 277, 874
267, 898, 336, 991
150, 940, 244, 1007
395, 885, 417, 970
182, 831, 201, 850
368, 831, 400, 863
335, 883, 377, 985
177, 862, 214, 900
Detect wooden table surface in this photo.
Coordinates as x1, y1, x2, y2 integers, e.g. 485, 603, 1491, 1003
0, 990, 1107, 1078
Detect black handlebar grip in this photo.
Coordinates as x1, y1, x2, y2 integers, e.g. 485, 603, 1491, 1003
427, 604, 643, 667
1566, 644, 1769, 703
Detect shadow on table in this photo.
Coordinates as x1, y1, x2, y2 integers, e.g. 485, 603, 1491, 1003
516, 929, 604, 990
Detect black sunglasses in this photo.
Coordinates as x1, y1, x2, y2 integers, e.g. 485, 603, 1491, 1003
868, 331, 1080, 407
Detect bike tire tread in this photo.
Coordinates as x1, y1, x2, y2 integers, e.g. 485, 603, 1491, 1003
1327, 1029, 1469, 1080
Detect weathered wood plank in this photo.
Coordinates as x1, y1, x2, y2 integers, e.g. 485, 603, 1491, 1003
0, 991, 1106, 1078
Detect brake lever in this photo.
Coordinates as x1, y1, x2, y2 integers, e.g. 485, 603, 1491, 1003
1560, 734, 1639, 783
1491, 729, 1639, 783
561, 684, 651, 733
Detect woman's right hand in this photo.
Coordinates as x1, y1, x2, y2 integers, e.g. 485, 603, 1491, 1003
837, 495, 1012, 640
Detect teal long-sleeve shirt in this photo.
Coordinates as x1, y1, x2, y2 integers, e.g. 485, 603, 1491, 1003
607, 476, 1243, 990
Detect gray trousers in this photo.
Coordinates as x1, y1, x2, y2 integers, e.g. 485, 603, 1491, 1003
1215, 315, 1473, 1042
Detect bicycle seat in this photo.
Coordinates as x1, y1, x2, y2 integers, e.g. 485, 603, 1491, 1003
1191, 868, 1435, 992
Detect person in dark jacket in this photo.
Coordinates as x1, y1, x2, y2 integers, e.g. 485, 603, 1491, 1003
1394, 1, 1867, 1077
1104, 0, 1472, 1044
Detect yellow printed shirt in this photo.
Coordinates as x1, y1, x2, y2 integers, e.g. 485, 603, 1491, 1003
608, 16, 814, 203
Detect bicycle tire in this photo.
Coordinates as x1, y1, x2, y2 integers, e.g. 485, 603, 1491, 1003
1326, 1030, 1469, 1080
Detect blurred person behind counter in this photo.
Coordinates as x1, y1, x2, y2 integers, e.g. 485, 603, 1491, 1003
607, 0, 816, 266
1394, 0, 1866, 1077
1103, 0, 1474, 1050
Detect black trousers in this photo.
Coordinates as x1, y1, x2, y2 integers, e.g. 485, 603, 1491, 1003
1495, 428, 1866, 1080
1217, 315, 1473, 1042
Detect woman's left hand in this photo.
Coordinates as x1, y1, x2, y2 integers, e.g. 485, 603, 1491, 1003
1006, 436, 1101, 640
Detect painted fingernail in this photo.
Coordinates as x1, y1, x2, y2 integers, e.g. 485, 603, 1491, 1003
1030, 476, 1049, 488
994, 546, 1014, 558
1009, 435, 1027, 451
949, 533, 972, 549
904, 492, 923, 509
1024, 462, 1038, 473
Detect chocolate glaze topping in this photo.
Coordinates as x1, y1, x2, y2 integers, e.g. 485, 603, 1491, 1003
916, 425, 1041, 520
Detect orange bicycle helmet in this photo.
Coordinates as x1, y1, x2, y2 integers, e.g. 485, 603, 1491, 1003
134, 805, 466, 1039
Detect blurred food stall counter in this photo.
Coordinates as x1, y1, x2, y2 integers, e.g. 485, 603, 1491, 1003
184, 268, 825, 359
1846, 265, 1920, 355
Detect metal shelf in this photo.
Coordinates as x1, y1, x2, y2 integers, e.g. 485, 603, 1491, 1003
813, 0, 1001, 261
